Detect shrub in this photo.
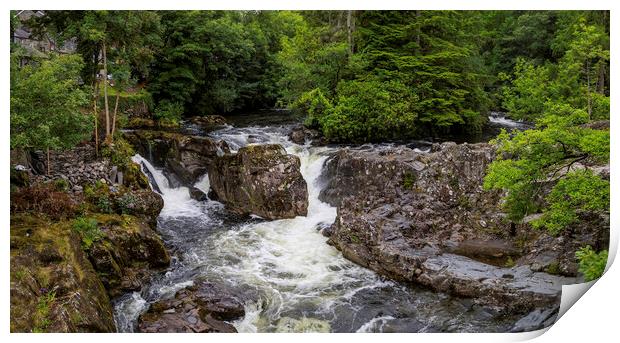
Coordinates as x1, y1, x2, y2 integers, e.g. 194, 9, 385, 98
10, 183, 76, 219
84, 181, 113, 214
72, 217, 103, 249
575, 246, 608, 281
101, 137, 135, 170
291, 88, 332, 129
318, 79, 419, 142
153, 100, 183, 126
53, 178, 70, 192
402, 173, 416, 189
116, 193, 137, 214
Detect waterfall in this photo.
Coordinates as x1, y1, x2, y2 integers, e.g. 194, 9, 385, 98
114, 124, 518, 333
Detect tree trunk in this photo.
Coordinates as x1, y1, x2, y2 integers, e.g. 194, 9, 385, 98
347, 11, 353, 54
93, 81, 99, 157
586, 60, 592, 119
416, 10, 421, 53
597, 62, 606, 95
46, 148, 50, 175
102, 41, 110, 140
111, 92, 120, 139
346, 11, 356, 54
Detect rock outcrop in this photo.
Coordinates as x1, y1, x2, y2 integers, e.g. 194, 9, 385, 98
208, 144, 308, 219
125, 130, 230, 186
138, 279, 245, 333
321, 142, 583, 315
288, 125, 328, 146
10, 214, 116, 332
188, 115, 228, 132
87, 214, 170, 297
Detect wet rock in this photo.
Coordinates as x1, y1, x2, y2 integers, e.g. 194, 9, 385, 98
125, 130, 230, 185
288, 125, 327, 146
137, 279, 244, 333
189, 187, 207, 201
323, 143, 582, 314
288, 125, 307, 145
208, 144, 308, 219
188, 115, 228, 132
510, 306, 558, 332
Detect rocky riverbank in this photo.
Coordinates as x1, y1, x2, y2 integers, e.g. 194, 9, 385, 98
318, 141, 608, 324
10, 142, 171, 332
11, 116, 607, 333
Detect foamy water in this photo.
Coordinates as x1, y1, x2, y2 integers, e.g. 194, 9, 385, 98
114, 125, 521, 333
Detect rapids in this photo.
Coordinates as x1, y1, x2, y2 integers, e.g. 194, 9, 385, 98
113, 120, 525, 333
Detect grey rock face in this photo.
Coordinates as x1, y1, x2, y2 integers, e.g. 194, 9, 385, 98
322, 142, 582, 314
208, 144, 308, 220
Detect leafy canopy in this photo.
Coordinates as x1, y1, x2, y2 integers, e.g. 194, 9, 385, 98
11, 54, 93, 151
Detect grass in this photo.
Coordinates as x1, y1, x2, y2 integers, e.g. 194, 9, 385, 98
72, 217, 104, 250
402, 172, 416, 189
33, 290, 56, 333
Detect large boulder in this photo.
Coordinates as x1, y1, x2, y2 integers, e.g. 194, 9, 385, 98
322, 142, 583, 315
137, 279, 245, 333
124, 130, 230, 185
208, 144, 308, 219
112, 188, 164, 227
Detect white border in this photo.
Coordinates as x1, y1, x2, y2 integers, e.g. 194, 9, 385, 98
2, 1, 618, 342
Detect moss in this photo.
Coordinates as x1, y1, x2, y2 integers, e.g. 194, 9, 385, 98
545, 262, 561, 275
10, 213, 116, 332
54, 178, 70, 192
402, 172, 416, 190
350, 234, 361, 244
449, 176, 460, 189
12, 268, 26, 282
504, 256, 516, 268
457, 195, 471, 209
33, 290, 56, 332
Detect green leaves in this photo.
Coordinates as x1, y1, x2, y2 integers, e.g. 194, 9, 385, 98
533, 170, 609, 234
484, 104, 609, 234
10, 54, 92, 152
575, 246, 608, 281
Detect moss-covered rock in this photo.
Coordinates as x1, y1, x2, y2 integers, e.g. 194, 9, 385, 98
10, 214, 116, 332
86, 214, 170, 297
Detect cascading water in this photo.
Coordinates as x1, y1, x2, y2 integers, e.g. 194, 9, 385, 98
113, 122, 520, 333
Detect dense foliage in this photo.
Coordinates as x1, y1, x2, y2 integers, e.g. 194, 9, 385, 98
10, 9, 611, 285
575, 246, 608, 281
10, 54, 93, 155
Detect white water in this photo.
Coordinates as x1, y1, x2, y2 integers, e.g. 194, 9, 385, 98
114, 124, 519, 333
488, 112, 528, 128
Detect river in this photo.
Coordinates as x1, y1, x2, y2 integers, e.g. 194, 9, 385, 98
113, 114, 528, 332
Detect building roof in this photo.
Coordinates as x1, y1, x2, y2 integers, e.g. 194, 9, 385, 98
13, 28, 31, 40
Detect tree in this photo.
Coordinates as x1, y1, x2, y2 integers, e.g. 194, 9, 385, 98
11, 54, 93, 174
499, 11, 609, 121
483, 106, 609, 233
30, 10, 161, 142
